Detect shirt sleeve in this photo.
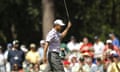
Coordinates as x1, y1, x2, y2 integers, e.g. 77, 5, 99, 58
46, 32, 55, 42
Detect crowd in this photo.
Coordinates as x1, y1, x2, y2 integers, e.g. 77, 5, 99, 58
0, 33, 120, 72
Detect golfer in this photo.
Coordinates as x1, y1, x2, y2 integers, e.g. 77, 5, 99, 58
43, 19, 72, 72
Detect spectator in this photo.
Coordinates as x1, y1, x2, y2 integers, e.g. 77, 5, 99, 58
77, 57, 90, 72
109, 33, 120, 48
4, 43, 12, 72
60, 43, 70, 60
69, 55, 79, 72
93, 36, 105, 58
0, 46, 6, 72
110, 53, 120, 72
96, 58, 104, 72
106, 55, 113, 72
26, 43, 40, 64
63, 60, 71, 72
33, 63, 40, 72
86, 57, 97, 72
80, 37, 94, 57
104, 40, 120, 56
8, 40, 25, 71
38, 40, 45, 64
20, 45, 28, 53
67, 36, 77, 52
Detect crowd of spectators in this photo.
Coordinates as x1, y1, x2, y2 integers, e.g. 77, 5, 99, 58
0, 33, 120, 72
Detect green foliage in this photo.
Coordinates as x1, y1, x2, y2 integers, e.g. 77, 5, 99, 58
0, 0, 120, 43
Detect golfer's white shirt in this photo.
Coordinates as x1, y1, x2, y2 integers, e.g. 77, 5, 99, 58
46, 28, 61, 53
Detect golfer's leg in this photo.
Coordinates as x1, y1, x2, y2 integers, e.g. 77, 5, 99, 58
51, 52, 65, 72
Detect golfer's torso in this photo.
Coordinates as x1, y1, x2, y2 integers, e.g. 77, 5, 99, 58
48, 29, 61, 53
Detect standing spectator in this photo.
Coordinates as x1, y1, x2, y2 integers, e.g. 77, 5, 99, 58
26, 43, 40, 64
0, 46, 6, 72
109, 33, 120, 48
38, 40, 45, 64
93, 36, 104, 58
4, 43, 12, 72
8, 40, 25, 71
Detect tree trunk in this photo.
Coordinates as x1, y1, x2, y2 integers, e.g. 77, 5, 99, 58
42, 0, 54, 39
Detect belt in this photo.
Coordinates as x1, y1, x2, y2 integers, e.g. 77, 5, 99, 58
49, 51, 59, 54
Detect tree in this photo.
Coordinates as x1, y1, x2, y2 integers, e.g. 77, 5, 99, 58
42, 0, 54, 39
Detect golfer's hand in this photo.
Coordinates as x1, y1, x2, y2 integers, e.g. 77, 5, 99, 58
67, 21, 72, 28
43, 57, 47, 64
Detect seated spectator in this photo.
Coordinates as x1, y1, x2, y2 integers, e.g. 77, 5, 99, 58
110, 53, 120, 72
26, 43, 40, 64
80, 37, 94, 58
67, 36, 78, 52
93, 36, 104, 58
63, 60, 71, 72
86, 57, 97, 72
77, 57, 90, 72
96, 58, 104, 72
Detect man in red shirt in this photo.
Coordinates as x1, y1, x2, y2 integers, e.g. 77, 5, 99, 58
80, 37, 94, 57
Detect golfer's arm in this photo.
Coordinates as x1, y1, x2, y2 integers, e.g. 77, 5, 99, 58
61, 27, 70, 38
44, 42, 49, 57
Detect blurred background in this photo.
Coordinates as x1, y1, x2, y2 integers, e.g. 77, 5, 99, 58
0, 0, 120, 48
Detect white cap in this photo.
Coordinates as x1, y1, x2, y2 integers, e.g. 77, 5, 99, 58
13, 40, 19, 45
110, 51, 117, 55
54, 19, 65, 26
106, 39, 112, 43
30, 43, 36, 48
40, 40, 45, 44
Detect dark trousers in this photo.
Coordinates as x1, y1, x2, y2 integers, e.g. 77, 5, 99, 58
44, 52, 65, 72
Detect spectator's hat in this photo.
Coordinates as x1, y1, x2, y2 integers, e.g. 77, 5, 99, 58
112, 53, 119, 57
7, 43, 12, 49
13, 40, 19, 45
30, 43, 36, 48
110, 51, 119, 57
54, 19, 65, 26
40, 40, 45, 44
63, 60, 70, 65
106, 39, 112, 43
